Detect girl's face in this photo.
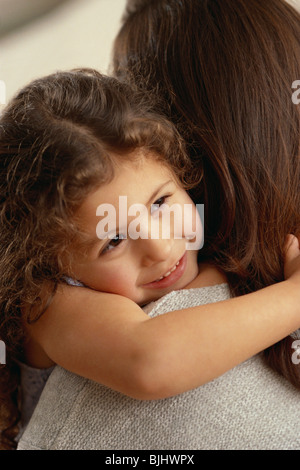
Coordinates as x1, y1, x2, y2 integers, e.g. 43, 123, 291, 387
71, 153, 200, 306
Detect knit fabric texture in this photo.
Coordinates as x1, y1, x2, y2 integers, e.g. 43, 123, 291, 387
17, 285, 300, 450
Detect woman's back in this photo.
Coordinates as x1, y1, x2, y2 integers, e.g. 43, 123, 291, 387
112, 0, 300, 388
17, 285, 300, 450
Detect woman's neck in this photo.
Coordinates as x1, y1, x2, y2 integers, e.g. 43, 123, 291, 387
183, 262, 228, 289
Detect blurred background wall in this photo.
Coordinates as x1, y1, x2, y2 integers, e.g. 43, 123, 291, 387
0, 0, 126, 104
0, 0, 300, 105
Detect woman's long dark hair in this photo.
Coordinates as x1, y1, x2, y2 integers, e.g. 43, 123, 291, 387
0, 69, 194, 449
113, 0, 300, 387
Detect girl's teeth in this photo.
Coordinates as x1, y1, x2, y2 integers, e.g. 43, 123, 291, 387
156, 261, 180, 281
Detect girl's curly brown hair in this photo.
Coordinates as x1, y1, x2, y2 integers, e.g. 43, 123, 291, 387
0, 69, 197, 449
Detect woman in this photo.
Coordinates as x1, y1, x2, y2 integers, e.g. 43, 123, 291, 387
112, 0, 300, 388
16, 0, 300, 450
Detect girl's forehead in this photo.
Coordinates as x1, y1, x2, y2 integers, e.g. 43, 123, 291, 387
74, 156, 180, 229
111, 149, 177, 179
83, 157, 177, 209
113, 155, 176, 186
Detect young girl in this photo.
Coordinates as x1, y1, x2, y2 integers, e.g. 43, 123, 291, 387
0, 69, 300, 449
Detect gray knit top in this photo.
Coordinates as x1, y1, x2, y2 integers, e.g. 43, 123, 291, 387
17, 285, 300, 450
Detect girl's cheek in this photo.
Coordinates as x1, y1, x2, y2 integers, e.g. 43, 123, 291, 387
102, 268, 136, 297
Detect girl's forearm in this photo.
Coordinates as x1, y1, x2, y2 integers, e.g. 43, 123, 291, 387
133, 278, 300, 398
30, 278, 300, 400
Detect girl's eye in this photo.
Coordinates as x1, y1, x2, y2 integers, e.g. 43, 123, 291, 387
101, 234, 126, 254
151, 196, 167, 214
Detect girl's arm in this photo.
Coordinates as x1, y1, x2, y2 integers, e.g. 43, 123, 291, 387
26, 236, 300, 400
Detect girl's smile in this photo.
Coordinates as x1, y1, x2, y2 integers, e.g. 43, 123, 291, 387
141, 252, 187, 289
71, 154, 200, 305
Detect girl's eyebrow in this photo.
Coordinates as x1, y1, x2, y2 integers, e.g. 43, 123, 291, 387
145, 179, 173, 206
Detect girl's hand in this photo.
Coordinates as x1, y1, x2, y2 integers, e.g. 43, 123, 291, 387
284, 234, 300, 283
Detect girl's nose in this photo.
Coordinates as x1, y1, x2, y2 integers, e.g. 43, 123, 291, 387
139, 236, 174, 267
130, 207, 177, 266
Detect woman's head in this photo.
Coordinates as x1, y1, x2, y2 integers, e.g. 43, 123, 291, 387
113, 0, 300, 291
112, 0, 300, 386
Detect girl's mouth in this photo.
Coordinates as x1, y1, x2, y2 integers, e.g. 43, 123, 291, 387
143, 253, 187, 289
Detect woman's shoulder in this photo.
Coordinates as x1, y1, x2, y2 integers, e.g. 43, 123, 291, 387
185, 262, 228, 289
143, 282, 231, 318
